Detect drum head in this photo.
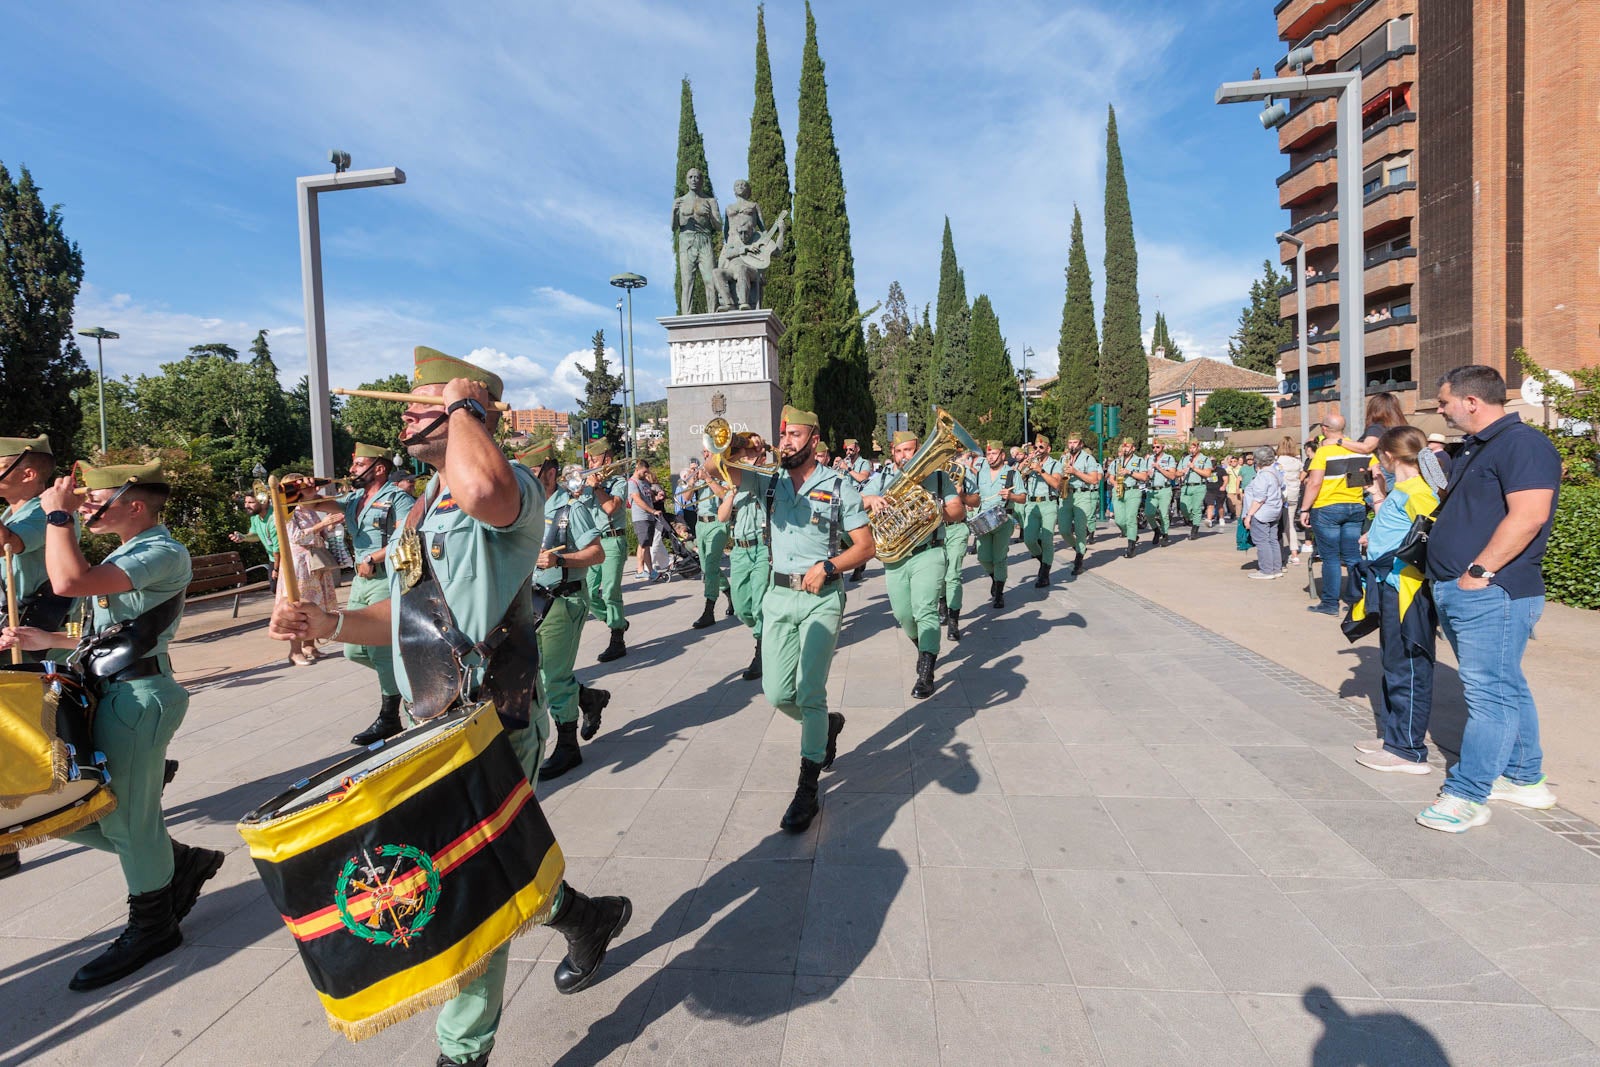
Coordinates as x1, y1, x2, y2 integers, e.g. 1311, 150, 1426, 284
0, 781, 114, 852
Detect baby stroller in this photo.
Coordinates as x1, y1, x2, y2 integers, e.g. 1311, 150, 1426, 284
657, 519, 702, 582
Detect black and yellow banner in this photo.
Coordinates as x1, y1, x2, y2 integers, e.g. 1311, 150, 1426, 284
238, 705, 563, 1040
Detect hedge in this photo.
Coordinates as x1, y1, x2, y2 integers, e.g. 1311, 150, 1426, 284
1544, 485, 1600, 610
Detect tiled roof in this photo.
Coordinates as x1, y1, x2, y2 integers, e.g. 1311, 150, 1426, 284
1148, 356, 1277, 395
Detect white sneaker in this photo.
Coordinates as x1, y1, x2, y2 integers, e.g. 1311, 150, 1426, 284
1249, 572, 1275, 581
1416, 794, 1491, 833
1300, 544, 1314, 554
1488, 775, 1558, 809
1269, 571, 1285, 579
1356, 750, 1432, 775
1354, 738, 1384, 754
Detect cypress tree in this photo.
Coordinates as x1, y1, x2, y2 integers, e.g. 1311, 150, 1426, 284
789, 1, 872, 445
1227, 259, 1292, 375
673, 78, 717, 315
1057, 205, 1099, 447
748, 4, 796, 391
968, 294, 1021, 444
866, 281, 912, 443
1151, 311, 1183, 361
929, 217, 974, 421
577, 329, 627, 456
1099, 105, 1148, 445
901, 304, 935, 437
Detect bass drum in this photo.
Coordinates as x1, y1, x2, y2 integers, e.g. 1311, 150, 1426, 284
965, 505, 1012, 537
0, 662, 114, 853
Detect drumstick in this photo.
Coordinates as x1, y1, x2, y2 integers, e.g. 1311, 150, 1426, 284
3, 545, 20, 664
268, 476, 301, 605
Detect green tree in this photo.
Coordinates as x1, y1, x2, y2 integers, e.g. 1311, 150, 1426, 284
187, 342, 240, 361
788, 1, 872, 446
901, 304, 936, 441
249, 329, 273, 366
0, 162, 89, 457
968, 295, 1021, 444
340, 372, 410, 456
124, 353, 302, 481
673, 78, 717, 315
1057, 205, 1099, 448
1151, 310, 1183, 361
1228, 258, 1292, 375
1516, 348, 1600, 484
1196, 388, 1274, 430
929, 218, 975, 422
866, 281, 912, 442
576, 328, 626, 456
1100, 105, 1148, 445
749, 3, 796, 393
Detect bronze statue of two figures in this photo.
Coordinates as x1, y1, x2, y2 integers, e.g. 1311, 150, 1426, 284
672, 169, 787, 314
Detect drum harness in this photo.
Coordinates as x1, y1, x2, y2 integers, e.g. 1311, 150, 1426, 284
71, 591, 185, 692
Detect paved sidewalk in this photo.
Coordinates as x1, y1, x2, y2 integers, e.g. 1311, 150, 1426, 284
4, 537, 1600, 1065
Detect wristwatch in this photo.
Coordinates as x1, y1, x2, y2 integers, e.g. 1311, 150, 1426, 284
46, 510, 74, 527
446, 398, 487, 422
822, 559, 839, 580
1466, 563, 1497, 579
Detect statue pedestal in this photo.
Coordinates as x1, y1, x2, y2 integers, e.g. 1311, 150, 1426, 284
662, 310, 784, 478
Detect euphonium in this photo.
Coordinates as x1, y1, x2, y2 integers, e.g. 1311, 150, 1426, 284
869, 406, 981, 564
703, 417, 776, 482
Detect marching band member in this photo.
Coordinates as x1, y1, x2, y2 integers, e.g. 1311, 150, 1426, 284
1177, 439, 1213, 532
841, 439, 873, 582
270, 348, 631, 1065
1, 460, 224, 991
939, 450, 980, 640
975, 440, 1024, 609
720, 432, 772, 680
1144, 439, 1178, 548
689, 457, 734, 629
1018, 434, 1064, 588
582, 438, 631, 663
723, 406, 874, 832
1109, 438, 1145, 558
1057, 431, 1102, 575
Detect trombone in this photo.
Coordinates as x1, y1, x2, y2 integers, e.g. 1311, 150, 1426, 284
251, 477, 352, 509
702, 417, 776, 482
564, 458, 628, 495
333, 387, 511, 412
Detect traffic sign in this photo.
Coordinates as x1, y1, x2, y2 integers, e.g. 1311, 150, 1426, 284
585, 418, 605, 438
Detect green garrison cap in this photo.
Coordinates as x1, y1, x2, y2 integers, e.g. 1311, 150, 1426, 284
513, 440, 554, 467
843, 438, 859, 448
585, 438, 613, 457
413, 346, 505, 402
0, 434, 51, 459
77, 458, 167, 491
986, 439, 1005, 452
353, 442, 388, 460
891, 430, 917, 447
780, 404, 819, 429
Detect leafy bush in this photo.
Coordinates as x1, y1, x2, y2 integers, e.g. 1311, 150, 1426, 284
80, 447, 260, 567
1195, 388, 1274, 431
1544, 485, 1600, 610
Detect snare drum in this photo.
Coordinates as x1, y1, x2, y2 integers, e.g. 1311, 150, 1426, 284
966, 505, 1011, 537
238, 703, 564, 1041
0, 662, 114, 853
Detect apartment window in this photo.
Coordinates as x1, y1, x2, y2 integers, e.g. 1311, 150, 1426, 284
1391, 301, 1412, 318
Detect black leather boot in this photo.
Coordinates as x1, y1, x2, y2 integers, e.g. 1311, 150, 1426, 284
1125, 540, 1137, 559
780, 758, 824, 832
849, 566, 865, 583
538, 721, 583, 781
163, 759, 179, 787
1149, 529, 1161, 547
938, 595, 948, 623
578, 686, 609, 741
691, 598, 717, 629
1035, 561, 1049, 588
69, 884, 182, 991
821, 711, 845, 770
947, 609, 962, 642
596, 627, 627, 663
351, 693, 404, 747
911, 652, 936, 699
435, 1052, 489, 1067
724, 590, 735, 617
547, 882, 632, 995
169, 840, 225, 924
742, 638, 763, 681
991, 579, 1005, 611
1072, 552, 1084, 575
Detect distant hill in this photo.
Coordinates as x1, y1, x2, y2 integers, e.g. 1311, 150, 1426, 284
635, 399, 667, 423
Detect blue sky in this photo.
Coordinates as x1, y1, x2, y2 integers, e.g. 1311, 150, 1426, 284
4, 0, 1286, 410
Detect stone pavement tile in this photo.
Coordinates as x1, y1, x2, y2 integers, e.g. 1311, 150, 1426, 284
914, 793, 1026, 868
1397, 880, 1600, 1010
781, 975, 938, 1066
1007, 796, 1140, 871
0, 855, 130, 939
1234, 747, 1391, 800
815, 792, 918, 867
1034, 869, 1219, 990
1199, 798, 1383, 878
905, 704, 985, 752
1148, 744, 1288, 799
1273, 877, 1535, 1002
1068, 744, 1189, 798
744, 741, 806, 792
921, 867, 1069, 983
985, 741, 1089, 796
1299, 800, 1512, 881
690, 699, 774, 745
625, 968, 793, 1066
1330, 750, 1446, 804
1040, 701, 1141, 745
1529, 882, 1600, 923
660, 738, 759, 789
713, 792, 819, 861
974, 706, 1058, 744
665, 858, 812, 974
909, 735, 1001, 796
546, 788, 653, 859
616, 787, 738, 861
1120, 711, 1218, 746
568, 740, 686, 790
1557, 1009, 1600, 1047
1101, 797, 1257, 875
796, 863, 927, 980
1456, 807, 1600, 885
1249, 698, 1368, 747
931, 981, 1101, 1065
827, 739, 915, 795
1189, 705, 1305, 747
1078, 988, 1271, 1067
473, 962, 658, 1067
1151, 874, 1377, 996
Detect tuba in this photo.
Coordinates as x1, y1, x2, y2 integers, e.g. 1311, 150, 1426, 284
869, 406, 981, 564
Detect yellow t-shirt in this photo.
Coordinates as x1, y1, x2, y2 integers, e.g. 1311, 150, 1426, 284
1308, 444, 1376, 508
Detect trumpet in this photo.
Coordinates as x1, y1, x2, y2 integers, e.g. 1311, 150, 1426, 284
251, 477, 351, 508
703, 417, 777, 481
333, 387, 511, 412
565, 458, 628, 495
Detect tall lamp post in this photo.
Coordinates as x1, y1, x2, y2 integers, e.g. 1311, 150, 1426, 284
76, 327, 120, 455
1216, 52, 1365, 435
609, 273, 647, 462
298, 150, 405, 477
1278, 231, 1312, 456
1018, 345, 1033, 443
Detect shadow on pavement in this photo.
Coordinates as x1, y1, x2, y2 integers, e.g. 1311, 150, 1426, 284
1302, 985, 1451, 1066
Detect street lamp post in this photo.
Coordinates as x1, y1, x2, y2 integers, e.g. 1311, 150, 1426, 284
297, 151, 406, 477
1278, 231, 1312, 455
613, 297, 626, 452
1216, 57, 1365, 435
609, 273, 647, 462
75, 327, 120, 455
1019, 345, 1033, 443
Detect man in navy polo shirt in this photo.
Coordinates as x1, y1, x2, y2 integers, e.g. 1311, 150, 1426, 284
1416, 365, 1562, 834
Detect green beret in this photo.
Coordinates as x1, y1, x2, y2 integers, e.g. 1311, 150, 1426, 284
353, 442, 388, 460
413, 346, 505, 402
780, 404, 819, 429
77, 459, 167, 491
0, 434, 51, 459
891, 430, 918, 447
986, 439, 1004, 452
585, 438, 612, 457
513, 440, 554, 467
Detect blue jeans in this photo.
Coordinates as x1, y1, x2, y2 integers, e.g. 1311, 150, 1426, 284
1378, 582, 1434, 763
1433, 579, 1544, 804
1310, 502, 1365, 608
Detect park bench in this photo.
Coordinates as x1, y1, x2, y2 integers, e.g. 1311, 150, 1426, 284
185, 551, 273, 618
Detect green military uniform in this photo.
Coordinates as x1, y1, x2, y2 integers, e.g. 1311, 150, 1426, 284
975, 456, 1017, 584
535, 486, 600, 729
1144, 447, 1177, 540
583, 471, 629, 632
938, 466, 975, 616
336, 466, 414, 698
694, 481, 730, 600
1177, 449, 1212, 527
1109, 453, 1144, 543
1019, 455, 1062, 569
1, 437, 78, 662
883, 470, 957, 655
242, 510, 279, 565
728, 479, 771, 638
1057, 449, 1102, 559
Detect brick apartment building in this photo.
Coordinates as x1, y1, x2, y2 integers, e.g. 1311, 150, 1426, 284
1271, 0, 1598, 418
503, 407, 571, 436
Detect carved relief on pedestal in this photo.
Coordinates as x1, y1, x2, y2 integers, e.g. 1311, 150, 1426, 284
669, 336, 769, 385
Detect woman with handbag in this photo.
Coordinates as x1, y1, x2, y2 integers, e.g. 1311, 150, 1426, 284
279, 475, 339, 666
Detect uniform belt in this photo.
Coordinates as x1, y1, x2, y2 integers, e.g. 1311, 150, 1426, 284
105, 656, 168, 685
772, 570, 840, 591
1028, 495, 1055, 501
733, 537, 766, 549
549, 580, 584, 597
599, 528, 624, 538
1072, 487, 1098, 493
906, 539, 939, 557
